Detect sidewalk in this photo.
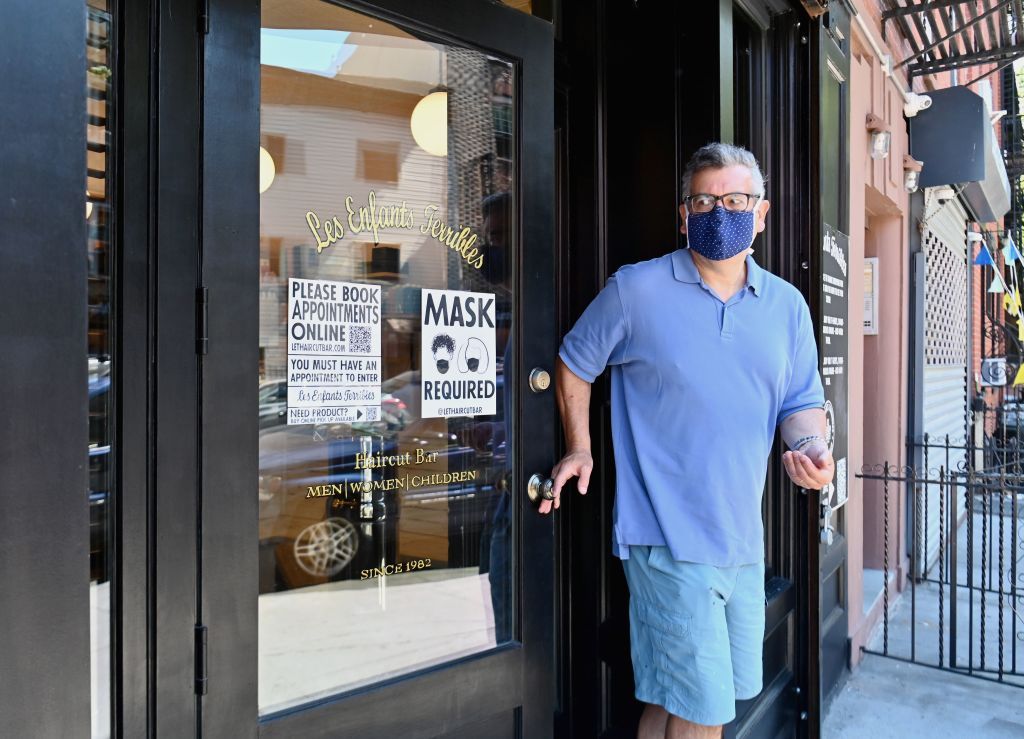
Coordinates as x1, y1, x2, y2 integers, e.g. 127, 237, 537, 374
823, 508, 1024, 739
822, 651, 1024, 738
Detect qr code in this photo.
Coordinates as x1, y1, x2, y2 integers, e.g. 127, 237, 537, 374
349, 325, 372, 354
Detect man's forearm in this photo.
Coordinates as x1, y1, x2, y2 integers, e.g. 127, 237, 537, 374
779, 407, 827, 449
556, 356, 592, 453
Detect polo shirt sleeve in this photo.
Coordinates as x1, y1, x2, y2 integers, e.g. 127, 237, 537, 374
777, 299, 826, 426
558, 273, 630, 383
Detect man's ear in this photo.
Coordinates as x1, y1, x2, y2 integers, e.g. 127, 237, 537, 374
679, 203, 688, 234
755, 199, 771, 234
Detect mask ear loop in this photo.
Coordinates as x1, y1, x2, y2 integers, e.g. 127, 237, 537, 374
683, 198, 692, 247
746, 192, 765, 251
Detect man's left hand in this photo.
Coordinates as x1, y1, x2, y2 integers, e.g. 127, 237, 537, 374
782, 441, 834, 490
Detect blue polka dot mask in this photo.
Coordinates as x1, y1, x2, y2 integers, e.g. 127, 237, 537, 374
685, 202, 760, 261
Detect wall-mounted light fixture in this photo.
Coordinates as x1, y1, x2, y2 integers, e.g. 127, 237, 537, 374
866, 113, 891, 159
903, 154, 923, 193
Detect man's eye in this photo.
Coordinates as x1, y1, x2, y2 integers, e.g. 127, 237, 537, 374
693, 196, 714, 207
724, 195, 746, 207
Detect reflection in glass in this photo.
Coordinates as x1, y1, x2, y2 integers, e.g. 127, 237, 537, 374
87, 0, 114, 736
259, 0, 515, 714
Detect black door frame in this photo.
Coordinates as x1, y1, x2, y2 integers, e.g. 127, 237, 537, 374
805, 2, 852, 733
119, 0, 206, 734
553, 1, 821, 736
199, 0, 556, 737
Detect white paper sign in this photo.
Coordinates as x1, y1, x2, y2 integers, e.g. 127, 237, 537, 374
287, 278, 382, 425
420, 288, 497, 418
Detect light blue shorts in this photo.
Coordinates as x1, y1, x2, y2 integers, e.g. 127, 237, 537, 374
621, 544, 766, 726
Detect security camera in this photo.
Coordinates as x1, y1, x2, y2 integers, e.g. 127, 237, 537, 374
933, 185, 956, 203
903, 92, 932, 118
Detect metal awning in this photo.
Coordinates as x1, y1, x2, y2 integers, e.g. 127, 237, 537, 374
882, 0, 1024, 80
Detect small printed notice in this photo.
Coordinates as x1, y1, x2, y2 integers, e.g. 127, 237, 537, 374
287, 278, 382, 425
421, 288, 497, 418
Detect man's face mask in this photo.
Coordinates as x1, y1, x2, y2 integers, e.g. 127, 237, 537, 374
436, 359, 450, 374
685, 203, 758, 261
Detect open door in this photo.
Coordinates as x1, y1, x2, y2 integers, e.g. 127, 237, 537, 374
198, 0, 556, 736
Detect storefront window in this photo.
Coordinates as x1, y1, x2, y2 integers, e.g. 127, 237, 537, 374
86, 0, 114, 736
259, 0, 515, 714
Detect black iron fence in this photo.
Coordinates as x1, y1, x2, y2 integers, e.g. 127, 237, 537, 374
857, 429, 1024, 687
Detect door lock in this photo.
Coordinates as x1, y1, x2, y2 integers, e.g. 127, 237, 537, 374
528, 367, 551, 393
527, 473, 555, 504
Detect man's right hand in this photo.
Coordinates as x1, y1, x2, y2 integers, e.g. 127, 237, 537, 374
540, 449, 593, 514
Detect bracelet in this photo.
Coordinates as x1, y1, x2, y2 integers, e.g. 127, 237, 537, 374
790, 434, 825, 452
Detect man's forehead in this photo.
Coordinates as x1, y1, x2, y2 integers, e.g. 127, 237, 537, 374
691, 165, 754, 190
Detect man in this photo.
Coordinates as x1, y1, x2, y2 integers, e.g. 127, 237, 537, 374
545, 143, 834, 738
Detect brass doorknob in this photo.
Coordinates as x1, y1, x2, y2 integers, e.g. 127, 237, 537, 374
527, 473, 556, 504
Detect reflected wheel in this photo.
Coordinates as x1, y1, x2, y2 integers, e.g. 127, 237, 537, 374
292, 518, 358, 577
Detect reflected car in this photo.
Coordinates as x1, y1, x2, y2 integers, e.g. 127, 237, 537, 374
259, 379, 288, 429
996, 398, 1024, 440
258, 372, 508, 593
89, 368, 111, 584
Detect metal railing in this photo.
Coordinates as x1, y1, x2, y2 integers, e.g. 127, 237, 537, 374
857, 430, 1024, 687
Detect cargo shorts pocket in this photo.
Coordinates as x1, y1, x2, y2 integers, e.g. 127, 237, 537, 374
633, 598, 692, 647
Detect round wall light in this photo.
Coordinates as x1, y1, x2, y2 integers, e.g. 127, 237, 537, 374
259, 146, 276, 194
410, 89, 448, 157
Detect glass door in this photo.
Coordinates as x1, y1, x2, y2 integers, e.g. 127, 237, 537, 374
199, 0, 555, 735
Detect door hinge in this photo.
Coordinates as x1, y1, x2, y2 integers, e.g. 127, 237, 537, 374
198, 0, 210, 34
194, 624, 209, 695
196, 286, 209, 355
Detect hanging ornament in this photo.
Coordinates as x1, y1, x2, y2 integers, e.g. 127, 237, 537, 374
1017, 320, 1024, 342
989, 276, 1004, 293
975, 247, 995, 266
1014, 364, 1024, 386
1005, 231, 1022, 263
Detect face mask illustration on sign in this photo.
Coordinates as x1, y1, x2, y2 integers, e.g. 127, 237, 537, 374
431, 333, 455, 375
459, 337, 488, 374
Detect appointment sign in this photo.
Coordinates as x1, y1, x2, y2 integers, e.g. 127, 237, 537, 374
287, 278, 382, 425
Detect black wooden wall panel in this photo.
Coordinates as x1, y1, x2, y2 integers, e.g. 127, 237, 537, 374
0, 1, 91, 736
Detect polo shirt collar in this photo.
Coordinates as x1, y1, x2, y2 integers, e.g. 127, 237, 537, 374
671, 248, 764, 297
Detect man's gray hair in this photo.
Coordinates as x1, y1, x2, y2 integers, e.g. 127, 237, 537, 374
680, 143, 765, 199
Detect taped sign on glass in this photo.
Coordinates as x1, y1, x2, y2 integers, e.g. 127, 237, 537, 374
287, 278, 382, 425
421, 288, 496, 418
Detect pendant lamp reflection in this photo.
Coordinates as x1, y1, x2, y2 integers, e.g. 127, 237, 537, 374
259, 146, 276, 194
411, 87, 449, 157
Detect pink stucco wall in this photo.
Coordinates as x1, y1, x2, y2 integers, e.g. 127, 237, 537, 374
847, 6, 913, 667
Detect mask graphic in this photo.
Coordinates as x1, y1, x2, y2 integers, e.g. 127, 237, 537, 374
458, 337, 489, 375
431, 333, 456, 376
685, 204, 756, 261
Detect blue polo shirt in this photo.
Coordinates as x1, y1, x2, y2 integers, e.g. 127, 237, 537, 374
558, 248, 825, 566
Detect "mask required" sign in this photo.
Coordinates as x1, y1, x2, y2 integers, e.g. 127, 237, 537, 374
420, 288, 497, 419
